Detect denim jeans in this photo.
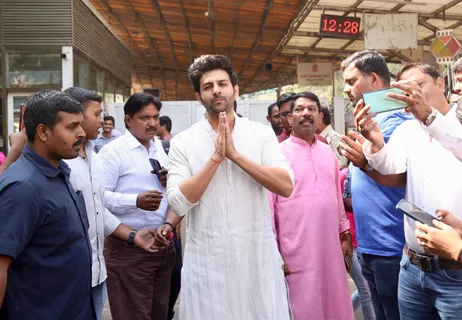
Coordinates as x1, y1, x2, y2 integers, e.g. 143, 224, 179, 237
398, 254, 462, 320
350, 248, 376, 320
358, 252, 401, 320
91, 281, 107, 320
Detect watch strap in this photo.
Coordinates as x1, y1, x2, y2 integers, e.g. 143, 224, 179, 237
127, 229, 137, 245
423, 107, 437, 127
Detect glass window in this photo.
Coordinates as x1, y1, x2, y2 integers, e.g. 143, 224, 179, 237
104, 73, 115, 104
8, 53, 62, 88
89, 64, 103, 96
74, 53, 88, 88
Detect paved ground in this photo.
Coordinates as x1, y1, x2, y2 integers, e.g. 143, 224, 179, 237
102, 276, 363, 320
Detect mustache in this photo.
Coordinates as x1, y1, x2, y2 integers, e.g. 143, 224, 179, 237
212, 96, 226, 103
299, 117, 314, 124
73, 139, 83, 148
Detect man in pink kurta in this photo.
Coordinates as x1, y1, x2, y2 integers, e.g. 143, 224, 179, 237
269, 92, 354, 320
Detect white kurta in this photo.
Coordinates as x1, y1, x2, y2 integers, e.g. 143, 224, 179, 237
167, 115, 294, 320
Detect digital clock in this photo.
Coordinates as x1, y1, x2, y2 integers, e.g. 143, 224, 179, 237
319, 14, 361, 39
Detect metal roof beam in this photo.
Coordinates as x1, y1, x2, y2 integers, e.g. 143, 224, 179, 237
179, 0, 194, 63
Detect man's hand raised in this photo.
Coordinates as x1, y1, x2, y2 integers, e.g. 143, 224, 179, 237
136, 190, 163, 211
212, 113, 227, 163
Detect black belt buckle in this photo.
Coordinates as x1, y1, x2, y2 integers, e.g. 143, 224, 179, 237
412, 251, 434, 272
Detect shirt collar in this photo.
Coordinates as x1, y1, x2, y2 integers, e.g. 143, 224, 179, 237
23, 144, 71, 178
319, 124, 334, 138
124, 129, 156, 151
288, 134, 318, 147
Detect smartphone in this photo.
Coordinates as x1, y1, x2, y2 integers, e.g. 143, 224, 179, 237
344, 254, 352, 270
396, 199, 437, 226
19, 103, 26, 131
362, 87, 408, 114
149, 158, 164, 181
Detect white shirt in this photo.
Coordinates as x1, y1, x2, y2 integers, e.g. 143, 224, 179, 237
167, 116, 294, 320
65, 141, 121, 287
425, 107, 462, 162
363, 109, 462, 253
320, 124, 349, 169
99, 130, 169, 230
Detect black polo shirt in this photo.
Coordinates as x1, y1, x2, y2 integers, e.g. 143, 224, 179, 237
0, 145, 94, 319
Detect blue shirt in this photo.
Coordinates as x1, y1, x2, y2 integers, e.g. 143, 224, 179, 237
0, 145, 94, 320
93, 133, 117, 153
351, 111, 413, 257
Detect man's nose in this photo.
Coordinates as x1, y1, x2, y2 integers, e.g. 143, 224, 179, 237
343, 84, 350, 94
213, 84, 221, 96
78, 126, 86, 139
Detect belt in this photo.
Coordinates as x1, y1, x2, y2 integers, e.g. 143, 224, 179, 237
404, 245, 462, 272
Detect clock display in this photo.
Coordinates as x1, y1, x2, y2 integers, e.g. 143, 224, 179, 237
319, 14, 361, 39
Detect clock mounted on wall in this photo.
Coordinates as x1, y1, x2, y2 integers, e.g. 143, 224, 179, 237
319, 14, 361, 39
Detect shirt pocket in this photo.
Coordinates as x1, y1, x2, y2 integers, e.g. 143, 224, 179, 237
39, 200, 86, 246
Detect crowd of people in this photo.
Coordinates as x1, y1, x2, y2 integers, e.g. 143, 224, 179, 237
0, 51, 461, 320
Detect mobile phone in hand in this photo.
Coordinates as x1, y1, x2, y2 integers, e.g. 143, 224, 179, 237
19, 103, 25, 131
362, 87, 408, 114
396, 199, 437, 226
149, 158, 163, 181
344, 254, 352, 271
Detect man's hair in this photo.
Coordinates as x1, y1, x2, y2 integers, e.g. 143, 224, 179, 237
188, 55, 238, 94
396, 62, 441, 81
124, 92, 162, 129
159, 116, 172, 132
24, 89, 83, 142
103, 115, 115, 125
234, 100, 237, 112
277, 92, 296, 108
341, 50, 391, 86
319, 105, 331, 126
453, 57, 462, 74
267, 102, 278, 117
63, 87, 102, 107
290, 92, 321, 112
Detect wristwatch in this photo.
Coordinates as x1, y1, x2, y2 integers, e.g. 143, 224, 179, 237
127, 229, 137, 245
423, 107, 437, 127
361, 162, 374, 173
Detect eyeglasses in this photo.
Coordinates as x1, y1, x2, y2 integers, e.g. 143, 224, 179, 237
280, 111, 290, 118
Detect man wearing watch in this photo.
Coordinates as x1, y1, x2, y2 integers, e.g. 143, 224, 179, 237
99, 93, 176, 320
358, 62, 462, 319
337, 50, 412, 320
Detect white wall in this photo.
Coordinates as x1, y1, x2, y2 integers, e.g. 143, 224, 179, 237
107, 100, 276, 136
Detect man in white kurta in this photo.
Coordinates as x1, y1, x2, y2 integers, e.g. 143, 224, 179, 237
167, 114, 293, 319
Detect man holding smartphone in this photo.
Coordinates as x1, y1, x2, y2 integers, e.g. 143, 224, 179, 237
358, 62, 462, 319
338, 50, 412, 320
99, 93, 175, 320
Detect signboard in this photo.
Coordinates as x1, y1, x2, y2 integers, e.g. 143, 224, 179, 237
364, 13, 418, 50
319, 14, 361, 40
430, 29, 461, 64
297, 63, 333, 86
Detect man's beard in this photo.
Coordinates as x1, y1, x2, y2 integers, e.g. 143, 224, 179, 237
203, 96, 233, 115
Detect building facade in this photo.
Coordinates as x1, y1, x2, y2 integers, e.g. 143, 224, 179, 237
0, 0, 132, 152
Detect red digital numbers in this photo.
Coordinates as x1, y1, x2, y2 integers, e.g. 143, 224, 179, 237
321, 18, 360, 35
322, 19, 337, 32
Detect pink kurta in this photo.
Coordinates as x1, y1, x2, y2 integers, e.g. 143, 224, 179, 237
269, 135, 354, 320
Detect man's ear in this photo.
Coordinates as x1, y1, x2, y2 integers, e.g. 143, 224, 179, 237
36, 124, 49, 142
234, 85, 240, 98
287, 113, 293, 126
436, 77, 445, 92
124, 115, 132, 129
195, 92, 203, 105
